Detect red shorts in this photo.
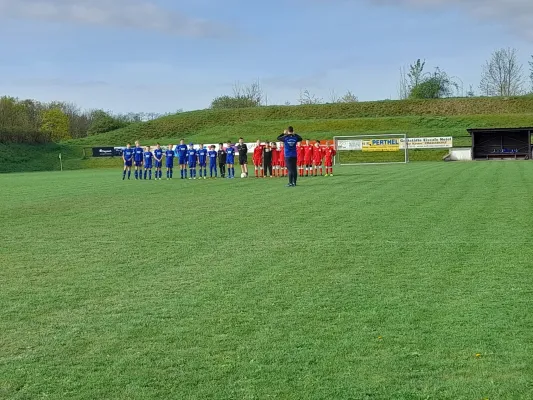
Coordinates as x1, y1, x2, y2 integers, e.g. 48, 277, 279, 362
253, 158, 262, 167
304, 158, 312, 165
313, 159, 322, 165
279, 158, 286, 167
297, 159, 304, 166
324, 160, 333, 167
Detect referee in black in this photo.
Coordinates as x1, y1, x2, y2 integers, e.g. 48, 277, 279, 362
237, 137, 249, 177
217, 143, 227, 178
277, 126, 302, 187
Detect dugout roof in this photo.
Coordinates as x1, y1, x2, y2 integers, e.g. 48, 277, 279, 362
467, 127, 533, 160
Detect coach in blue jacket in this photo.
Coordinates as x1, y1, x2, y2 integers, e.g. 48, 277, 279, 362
277, 126, 303, 187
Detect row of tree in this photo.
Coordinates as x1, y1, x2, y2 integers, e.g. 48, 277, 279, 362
0, 96, 179, 143
211, 47, 533, 108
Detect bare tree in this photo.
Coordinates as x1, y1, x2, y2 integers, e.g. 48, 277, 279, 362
398, 66, 409, 99
408, 59, 425, 90
329, 89, 340, 103
233, 80, 263, 106
340, 90, 358, 103
298, 89, 322, 105
479, 48, 524, 96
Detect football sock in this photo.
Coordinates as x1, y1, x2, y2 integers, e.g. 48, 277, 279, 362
122, 170, 126, 180
127, 170, 131, 179
134, 170, 138, 179
149, 170, 152, 180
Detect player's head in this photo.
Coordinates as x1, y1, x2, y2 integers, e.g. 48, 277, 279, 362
256, 139, 261, 145
326, 141, 331, 147
156, 143, 160, 148
180, 139, 185, 144
314, 141, 320, 147
135, 141, 139, 147
126, 143, 131, 148
219, 143, 223, 149
239, 137, 244, 144
283, 129, 288, 135
280, 141, 284, 148
288, 126, 294, 133
271, 142, 276, 148
146, 145, 151, 151
189, 142, 194, 149
305, 139, 310, 145
168, 144, 173, 150
199, 143, 204, 149
296, 142, 301, 147
227, 140, 232, 145
211, 145, 215, 150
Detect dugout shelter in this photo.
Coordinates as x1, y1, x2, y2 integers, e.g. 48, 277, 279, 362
467, 127, 533, 160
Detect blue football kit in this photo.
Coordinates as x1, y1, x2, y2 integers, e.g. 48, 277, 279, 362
197, 148, 208, 178
208, 150, 217, 177
176, 144, 188, 166
165, 150, 175, 179
143, 151, 153, 180
226, 146, 236, 178
122, 148, 134, 180
187, 149, 198, 178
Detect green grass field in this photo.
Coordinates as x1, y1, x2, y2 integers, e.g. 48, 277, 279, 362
2, 163, 533, 399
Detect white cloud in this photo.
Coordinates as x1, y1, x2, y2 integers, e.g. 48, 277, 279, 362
367, 0, 533, 41
0, 0, 230, 37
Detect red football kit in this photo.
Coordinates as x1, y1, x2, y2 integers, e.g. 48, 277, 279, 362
271, 148, 279, 166
278, 148, 285, 167
303, 145, 314, 165
253, 145, 263, 166
313, 146, 323, 165
324, 147, 336, 167
297, 146, 305, 166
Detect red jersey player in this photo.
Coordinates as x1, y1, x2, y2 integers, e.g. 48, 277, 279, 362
324, 141, 337, 176
297, 142, 305, 176
312, 141, 324, 176
278, 142, 286, 176
271, 142, 280, 177
303, 139, 314, 176
253, 139, 264, 177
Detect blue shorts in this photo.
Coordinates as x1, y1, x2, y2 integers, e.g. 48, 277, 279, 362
155, 161, 162, 168
199, 163, 206, 168
134, 161, 142, 167
226, 159, 235, 165
124, 160, 132, 167
166, 163, 173, 169
144, 164, 152, 169
178, 157, 186, 165
189, 163, 197, 169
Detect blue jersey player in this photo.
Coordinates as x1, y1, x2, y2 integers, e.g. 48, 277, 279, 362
187, 143, 198, 179
197, 144, 208, 179
122, 143, 133, 180
176, 139, 189, 179
226, 140, 236, 178
165, 144, 175, 179
208, 145, 217, 178
143, 146, 153, 180
133, 141, 144, 180
153, 143, 163, 180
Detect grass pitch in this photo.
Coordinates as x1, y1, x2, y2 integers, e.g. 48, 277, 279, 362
1, 163, 533, 399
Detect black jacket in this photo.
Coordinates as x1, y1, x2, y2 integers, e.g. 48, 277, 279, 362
218, 149, 227, 164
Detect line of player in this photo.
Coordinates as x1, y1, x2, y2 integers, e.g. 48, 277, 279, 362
121, 137, 337, 180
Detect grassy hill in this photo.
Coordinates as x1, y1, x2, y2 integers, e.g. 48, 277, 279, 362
3, 97, 533, 172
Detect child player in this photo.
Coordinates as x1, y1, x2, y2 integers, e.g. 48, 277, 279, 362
133, 140, 144, 179
271, 142, 279, 177
253, 139, 263, 178
122, 143, 133, 180
208, 145, 218, 178
197, 144, 208, 179
143, 146, 153, 180
187, 143, 198, 179
217, 143, 226, 178
312, 140, 323, 176
278, 142, 286, 177
176, 139, 188, 179
324, 141, 337, 176
154, 143, 163, 180
297, 142, 305, 177
165, 144, 175, 179
226, 140, 236, 179
303, 139, 314, 177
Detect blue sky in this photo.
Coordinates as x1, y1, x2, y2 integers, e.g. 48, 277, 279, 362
0, 0, 531, 113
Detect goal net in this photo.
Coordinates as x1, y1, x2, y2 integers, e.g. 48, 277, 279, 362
333, 134, 409, 165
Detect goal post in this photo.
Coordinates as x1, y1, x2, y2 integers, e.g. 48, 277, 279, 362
333, 134, 409, 165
